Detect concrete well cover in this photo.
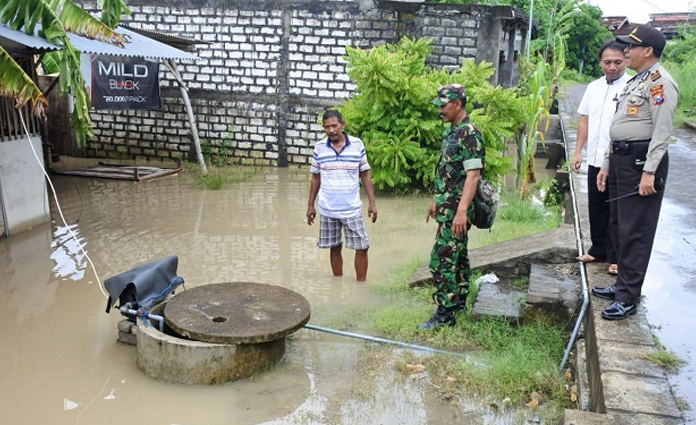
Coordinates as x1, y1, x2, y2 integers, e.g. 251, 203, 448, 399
164, 282, 311, 344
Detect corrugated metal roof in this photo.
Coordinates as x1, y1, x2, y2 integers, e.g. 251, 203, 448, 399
69, 27, 200, 60
0, 23, 200, 61
69, 26, 200, 61
0, 24, 61, 53
121, 25, 203, 53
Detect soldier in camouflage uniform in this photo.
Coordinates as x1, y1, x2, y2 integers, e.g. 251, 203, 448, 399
418, 84, 485, 331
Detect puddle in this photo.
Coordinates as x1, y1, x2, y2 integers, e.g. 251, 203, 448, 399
0, 168, 527, 425
642, 131, 696, 424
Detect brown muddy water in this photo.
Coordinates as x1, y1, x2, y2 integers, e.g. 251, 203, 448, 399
0, 166, 527, 425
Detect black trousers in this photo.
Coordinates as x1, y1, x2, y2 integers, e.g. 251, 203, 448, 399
587, 165, 616, 263
608, 152, 668, 305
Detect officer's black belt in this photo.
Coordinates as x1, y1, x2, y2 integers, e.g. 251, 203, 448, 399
611, 140, 651, 155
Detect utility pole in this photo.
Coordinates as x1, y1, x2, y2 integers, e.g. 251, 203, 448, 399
525, 0, 535, 60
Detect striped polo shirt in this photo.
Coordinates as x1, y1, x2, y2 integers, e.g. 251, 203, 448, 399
310, 133, 370, 219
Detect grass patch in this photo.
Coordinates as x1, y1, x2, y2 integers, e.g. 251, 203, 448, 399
341, 262, 570, 421
185, 162, 260, 190
513, 276, 529, 289
675, 397, 691, 412
665, 60, 696, 128
470, 187, 562, 249
645, 336, 685, 374
312, 190, 570, 421
644, 350, 684, 374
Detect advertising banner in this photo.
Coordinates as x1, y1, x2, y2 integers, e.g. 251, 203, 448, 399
89, 54, 161, 110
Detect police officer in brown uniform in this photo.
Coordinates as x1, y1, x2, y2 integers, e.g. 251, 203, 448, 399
593, 25, 679, 320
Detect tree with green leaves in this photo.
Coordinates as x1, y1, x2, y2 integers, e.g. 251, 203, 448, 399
0, 0, 130, 146
509, 0, 612, 77
564, 3, 613, 77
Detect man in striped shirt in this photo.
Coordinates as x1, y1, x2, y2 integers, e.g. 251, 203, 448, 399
307, 110, 378, 281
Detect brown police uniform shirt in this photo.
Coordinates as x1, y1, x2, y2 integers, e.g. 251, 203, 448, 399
604, 62, 679, 173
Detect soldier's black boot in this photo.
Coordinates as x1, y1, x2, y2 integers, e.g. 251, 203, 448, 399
417, 305, 456, 331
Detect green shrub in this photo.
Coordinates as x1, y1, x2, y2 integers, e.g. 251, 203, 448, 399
663, 25, 696, 124
339, 36, 525, 192
200, 138, 234, 167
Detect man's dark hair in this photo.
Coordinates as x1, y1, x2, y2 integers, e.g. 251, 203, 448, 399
322, 109, 343, 123
457, 96, 467, 110
597, 40, 626, 60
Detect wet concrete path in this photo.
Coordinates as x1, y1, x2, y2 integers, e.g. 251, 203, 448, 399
564, 85, 696, 424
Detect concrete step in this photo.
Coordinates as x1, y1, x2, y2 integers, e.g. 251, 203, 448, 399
471, 263, 580, 324
471, 279, 526, 323
525, 263, 579, 325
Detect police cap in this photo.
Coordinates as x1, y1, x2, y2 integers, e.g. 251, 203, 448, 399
615, 25, 666, 56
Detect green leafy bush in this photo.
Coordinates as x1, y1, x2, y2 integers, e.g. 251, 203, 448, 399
664, 25, 696, 123
339, 37, 525, 192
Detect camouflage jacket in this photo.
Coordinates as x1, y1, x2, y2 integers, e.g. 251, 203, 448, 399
434, 116, 485, 223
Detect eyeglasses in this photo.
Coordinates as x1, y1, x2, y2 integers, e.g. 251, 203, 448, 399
626, 44, 647, 50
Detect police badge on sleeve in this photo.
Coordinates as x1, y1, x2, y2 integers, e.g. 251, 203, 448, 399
651, 84, 665, 105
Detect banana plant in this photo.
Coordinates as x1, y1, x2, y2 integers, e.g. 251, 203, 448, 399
0, 49, 47, 118
517, 59, 551, 198
0, 0, 130, 147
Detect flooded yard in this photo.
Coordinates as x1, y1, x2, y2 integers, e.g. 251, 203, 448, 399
0, 166, 522, 425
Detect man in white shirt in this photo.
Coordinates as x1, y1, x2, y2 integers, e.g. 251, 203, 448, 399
572, 40, 630, 275
307, 110, 378, 281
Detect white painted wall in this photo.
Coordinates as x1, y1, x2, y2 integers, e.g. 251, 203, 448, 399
0, 136, 50, 236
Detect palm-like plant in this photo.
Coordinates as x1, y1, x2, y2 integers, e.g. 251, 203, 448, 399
0, 0, 130, 146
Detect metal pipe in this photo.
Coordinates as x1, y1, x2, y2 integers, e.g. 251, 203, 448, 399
119, 305, 165, 332
304, 324, 469, 359
558, 111, 591, 374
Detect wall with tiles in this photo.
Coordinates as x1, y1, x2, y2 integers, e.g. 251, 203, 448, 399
79, 0, 526, 166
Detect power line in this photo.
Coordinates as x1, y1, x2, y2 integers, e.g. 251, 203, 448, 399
636, 0, 668, 14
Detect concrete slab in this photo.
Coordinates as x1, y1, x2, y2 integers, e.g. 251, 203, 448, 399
559, 409, 614, 425
575, 339, 591, 411
560, 410, 684, 425
602, 370, 682, 418
164, 282, 311, 344
472, 281, 525, 322
597, 340, 664, 378
526, 263, 579, 323
611, 413, 684, 425
592, 300, 654, 346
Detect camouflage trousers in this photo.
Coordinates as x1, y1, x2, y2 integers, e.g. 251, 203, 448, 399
429, 220, 471, 309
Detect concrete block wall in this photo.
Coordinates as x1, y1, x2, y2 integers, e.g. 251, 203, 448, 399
79, 0, 525, 166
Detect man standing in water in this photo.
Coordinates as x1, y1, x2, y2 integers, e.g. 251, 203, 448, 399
307, 109, 378, 282
594, 25, 679, 320
572, 40, 630, 276
419, 84, 485, 331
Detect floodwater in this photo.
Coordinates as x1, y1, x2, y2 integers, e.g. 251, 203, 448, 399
0, 166, 524, 425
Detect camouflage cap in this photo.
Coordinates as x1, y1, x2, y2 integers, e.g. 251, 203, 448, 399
431, 84, 466, 106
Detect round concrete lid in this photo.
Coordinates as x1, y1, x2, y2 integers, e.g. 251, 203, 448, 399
164, 282, 311, 344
